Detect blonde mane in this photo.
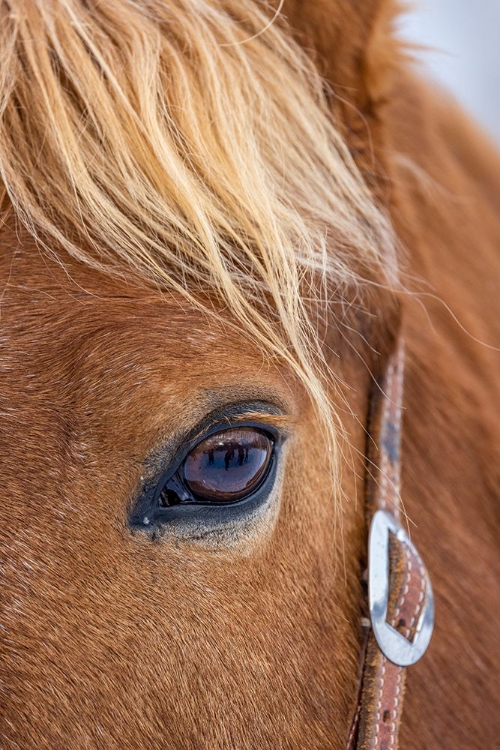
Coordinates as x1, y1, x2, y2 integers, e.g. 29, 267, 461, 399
0, 0, 394, 488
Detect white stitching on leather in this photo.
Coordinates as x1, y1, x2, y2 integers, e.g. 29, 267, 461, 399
391, 555, 412, 631
372, 657, 387, 749
347, 703, 361, 749
388, 668, 403, 748
406, 549, 427, 639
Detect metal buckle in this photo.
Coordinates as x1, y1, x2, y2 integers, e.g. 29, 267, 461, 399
368, 510, 434, 667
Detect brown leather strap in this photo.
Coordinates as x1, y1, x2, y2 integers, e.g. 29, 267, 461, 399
348, 339, 434, 750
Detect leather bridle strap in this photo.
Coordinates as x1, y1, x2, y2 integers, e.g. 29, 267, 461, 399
348, 338, 434, 750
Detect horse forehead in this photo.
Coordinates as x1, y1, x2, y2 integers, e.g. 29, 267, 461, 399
0, 238, 250, 367
0, 272, 295, 455
1, 276, 257, 377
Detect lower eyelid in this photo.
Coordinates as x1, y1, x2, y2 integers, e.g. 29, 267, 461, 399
129, 438, 283, 531
143, 463, 281, 538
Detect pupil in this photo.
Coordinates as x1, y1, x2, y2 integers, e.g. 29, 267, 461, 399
183, 427, 273, 502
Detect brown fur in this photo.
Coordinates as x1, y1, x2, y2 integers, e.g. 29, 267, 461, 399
1, 1, 499, 748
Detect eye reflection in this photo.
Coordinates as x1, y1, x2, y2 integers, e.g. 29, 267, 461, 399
184, 427, 273, 502
158, 427, 274, 506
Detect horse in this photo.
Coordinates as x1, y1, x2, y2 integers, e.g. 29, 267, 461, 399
1, 1, 499, 747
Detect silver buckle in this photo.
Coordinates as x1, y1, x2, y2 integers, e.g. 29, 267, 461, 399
368, 510, 434, 667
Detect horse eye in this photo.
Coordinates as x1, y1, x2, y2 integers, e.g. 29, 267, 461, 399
162, 427, 274, 505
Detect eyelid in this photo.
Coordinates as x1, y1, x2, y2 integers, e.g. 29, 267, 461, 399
142, 401, 291, 483
220, 411, 293, 428
154, 420, 283, 499
129, 408, 295, 528
129, 424, 288, 532
189, 412, 293, 446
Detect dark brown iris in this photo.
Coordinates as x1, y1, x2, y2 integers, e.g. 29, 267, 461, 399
182, 427, 273, 502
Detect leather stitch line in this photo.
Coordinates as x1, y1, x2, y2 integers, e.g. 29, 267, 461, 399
369, 341, 408, 750
391, 551, 412, 632
347, 703, 361, 749
406, 549, 427, 639
388, 667, 403, 749
372, 657, 387, 750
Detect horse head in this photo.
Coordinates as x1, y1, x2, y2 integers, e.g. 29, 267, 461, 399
1, 1, 499, 747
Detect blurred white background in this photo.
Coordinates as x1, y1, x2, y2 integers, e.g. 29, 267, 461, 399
400, 0, 500, 144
